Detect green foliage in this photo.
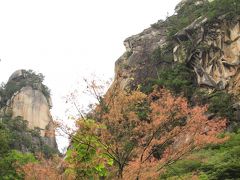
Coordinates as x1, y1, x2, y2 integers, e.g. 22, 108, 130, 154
0, 127, 11, 155
0, 114, 57, 179
133, 100, 150, 121
160, 130, 240, 179
0, 150, 36, 180
141, 62, 234, 121
160, 159, 202, 179
150, 20, 164, 29
195, 90, 235, 120
41, 145, 58, 159
140, 63, 195, 96
208, 91, 235, 120
165, 0, 240, 40
2, 116, 34, 152
206, 0, 240, 20
65, 119, 113, 179
166, 0, 206, 39
151, 47, 163, 63
152, 63, 195, 97
0, 70, 51, 108
151, 45, 174, 64
0, 115, 56, 157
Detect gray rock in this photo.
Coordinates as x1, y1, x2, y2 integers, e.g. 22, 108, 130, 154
174, 16, 240, 92
8, 69, 25, 82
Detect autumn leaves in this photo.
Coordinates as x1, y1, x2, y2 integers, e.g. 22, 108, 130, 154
66, 86, 227, 179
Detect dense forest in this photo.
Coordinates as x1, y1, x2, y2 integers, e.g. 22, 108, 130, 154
1, 0, 240, 179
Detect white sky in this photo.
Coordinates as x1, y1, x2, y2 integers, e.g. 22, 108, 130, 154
0, 0, 181, 151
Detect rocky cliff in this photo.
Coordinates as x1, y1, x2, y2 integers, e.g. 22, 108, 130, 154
112, 1, 239, 91
174, 16, 240, 92
109, 0, 240, 122
111, 23, 168, 91
0, 70, 57, 150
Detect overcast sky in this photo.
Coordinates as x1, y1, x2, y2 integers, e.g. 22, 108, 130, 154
0, 0, 181, 151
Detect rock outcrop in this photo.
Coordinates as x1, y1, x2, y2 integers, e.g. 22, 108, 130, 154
10, 86, 52, 136
174, 16, 240, 93
110, 0, 240, 100
111, 22, 169, 92
0, 69, 57, 150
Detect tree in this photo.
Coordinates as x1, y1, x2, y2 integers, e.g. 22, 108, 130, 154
0, 150, 36, 179
100, 90, 147, 178
20, 153, 63, 180
65, 119, 113, 179
64, 79, 227, 179
123, 88, 227, 179
65, 90, 147, 179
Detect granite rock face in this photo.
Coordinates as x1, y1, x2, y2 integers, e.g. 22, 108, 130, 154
111, 22, 169, 92
2, 70, 57, 149
11, 86, 53, 136
110, 1, 239, 98
174, 16, 240, 93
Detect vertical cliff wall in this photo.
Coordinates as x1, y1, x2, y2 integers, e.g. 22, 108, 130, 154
110, 0, 240, 98
0, 69, 57, 150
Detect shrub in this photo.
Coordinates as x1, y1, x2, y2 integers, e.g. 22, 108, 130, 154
165, 0, 240, 41
0, 150, 36, 179
155, 63, 195, 96
159, 159, 202, 179
0, 70, 51, 108
159, 130, 240, 179
140, 63, 196, 98
151, 47, 163, 63
195, 90, 235, 121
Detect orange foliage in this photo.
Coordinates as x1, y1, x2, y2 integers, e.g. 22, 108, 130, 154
100, 90, 148, 178
20, 154, 67, 180
65, 80, 228, 179
122, 88, 227, 179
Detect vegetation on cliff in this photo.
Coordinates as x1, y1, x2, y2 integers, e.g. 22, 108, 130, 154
0, 70, 51, 108
0, 70, 58, 179
61, 1, 240, 179
0, 115, 58, 179
160, 131, 240, 179
61, 80, 227, 179
152, 0, 240, 39
1, 0, 240, 179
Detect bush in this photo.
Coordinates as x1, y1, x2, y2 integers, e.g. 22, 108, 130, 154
0, 150, 36, 179
195, 90, 235, 121
160, 130, 240, 179
0, 70, 51, 108
133, 100, 150, 121
41, 145, 58, 159
208, 91, 235, 120
165, 0, 240, 41
140, 63, 196, 98
156, 63, 195, 97
160, 159, 202, 179
151, 47, 163, 63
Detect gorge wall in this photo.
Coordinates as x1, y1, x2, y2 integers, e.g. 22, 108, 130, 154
109, 0, 240, 123
111, 0, 240, 96
174, 16, 240, 93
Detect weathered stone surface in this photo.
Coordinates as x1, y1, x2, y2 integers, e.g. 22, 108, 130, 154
11, 86, 50, 134
2, 70, 58, 150
108, 2, 240, 125
111, 23, 168, 92
174, 16, 240, 93
8, 69, 25, 82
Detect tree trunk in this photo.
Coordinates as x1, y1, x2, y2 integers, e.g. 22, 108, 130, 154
117, 164, 124, 179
